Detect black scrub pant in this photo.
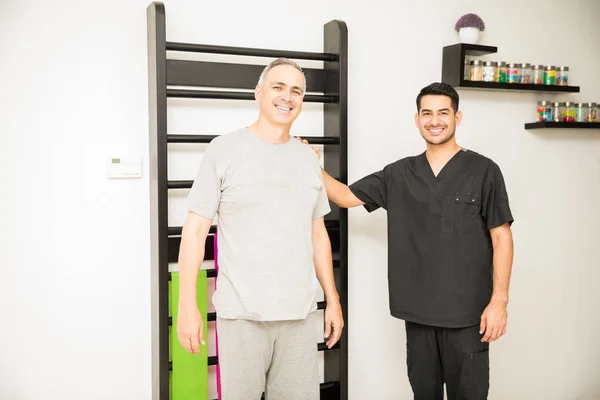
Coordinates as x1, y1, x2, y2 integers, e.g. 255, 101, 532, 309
405, 321, 489, 400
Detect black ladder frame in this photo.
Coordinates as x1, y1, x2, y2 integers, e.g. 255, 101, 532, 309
147, 2, 348, 399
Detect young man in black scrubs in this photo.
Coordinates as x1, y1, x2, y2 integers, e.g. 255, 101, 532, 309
305, 82, 514, 399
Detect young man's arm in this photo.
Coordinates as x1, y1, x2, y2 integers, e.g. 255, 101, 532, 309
480, 223, 514, 342
321, 168, 365, 208
312, 216, 343, 348
479, 161, 515, 343
177, 212, 213, 354
297, 136, 385, 211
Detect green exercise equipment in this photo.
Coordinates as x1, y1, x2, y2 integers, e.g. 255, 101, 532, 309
169, 270, 208, 400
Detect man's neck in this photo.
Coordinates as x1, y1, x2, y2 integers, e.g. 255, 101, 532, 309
248, 119, 291, 144
425, 141, 462, 176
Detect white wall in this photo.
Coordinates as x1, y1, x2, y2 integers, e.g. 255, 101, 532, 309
1, 0, 599, 399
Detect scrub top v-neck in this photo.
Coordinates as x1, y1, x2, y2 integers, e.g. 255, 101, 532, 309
349, 148, 514, 328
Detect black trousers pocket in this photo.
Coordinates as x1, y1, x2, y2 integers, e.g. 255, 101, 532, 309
405, 323, 444, 400
457, 348, 490, 400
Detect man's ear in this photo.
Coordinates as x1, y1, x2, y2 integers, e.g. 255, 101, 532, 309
455, 110, 463, 126
255, 85, 262, 101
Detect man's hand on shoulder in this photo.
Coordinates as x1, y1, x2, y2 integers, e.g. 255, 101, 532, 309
295, 136, 321, 159
295, 136, 365, 209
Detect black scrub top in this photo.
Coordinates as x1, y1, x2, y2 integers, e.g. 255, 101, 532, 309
349, 148, 514, 328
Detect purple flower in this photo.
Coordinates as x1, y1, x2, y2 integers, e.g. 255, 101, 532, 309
455, 13, 485, 31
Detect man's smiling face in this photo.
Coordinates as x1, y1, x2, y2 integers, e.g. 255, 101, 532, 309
255, 64, 305, 127
415, 94, 462, 146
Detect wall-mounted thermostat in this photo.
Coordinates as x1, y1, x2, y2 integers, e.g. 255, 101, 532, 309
106, 156, 142, 179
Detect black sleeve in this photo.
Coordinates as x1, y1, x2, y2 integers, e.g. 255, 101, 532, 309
349, 170, 388, 212
481, 161, 514, 230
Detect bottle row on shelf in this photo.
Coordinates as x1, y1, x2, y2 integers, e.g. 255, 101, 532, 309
536, 100, 597, 123
466, 59, 569, 86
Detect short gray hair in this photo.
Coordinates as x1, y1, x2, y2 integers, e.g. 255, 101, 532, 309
257, 58, 306, 93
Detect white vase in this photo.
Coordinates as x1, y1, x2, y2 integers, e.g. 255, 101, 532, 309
458, 27, 480, 44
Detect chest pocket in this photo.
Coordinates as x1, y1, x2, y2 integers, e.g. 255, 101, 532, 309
442, 191, 480, 233
455, 191, 479, 233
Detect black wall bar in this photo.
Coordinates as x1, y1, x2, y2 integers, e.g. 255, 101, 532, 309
167, 88, 337, 103
168, 220, 340, 236
168, 301, 328, 326
147, 2, 348, 399
166, 42, 338, 61
167, 134, 340, 145
168, 176, 341, 190
166, 59, 328, 92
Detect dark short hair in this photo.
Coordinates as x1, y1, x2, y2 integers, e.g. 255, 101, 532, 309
416, 82, 459, 113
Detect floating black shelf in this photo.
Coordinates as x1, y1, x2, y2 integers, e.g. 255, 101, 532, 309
441, 43, 580, 93
457, 80, 580, 93
525, 121, 600, 129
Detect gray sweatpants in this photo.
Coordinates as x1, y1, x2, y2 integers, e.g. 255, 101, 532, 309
217, 316, 319, 400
